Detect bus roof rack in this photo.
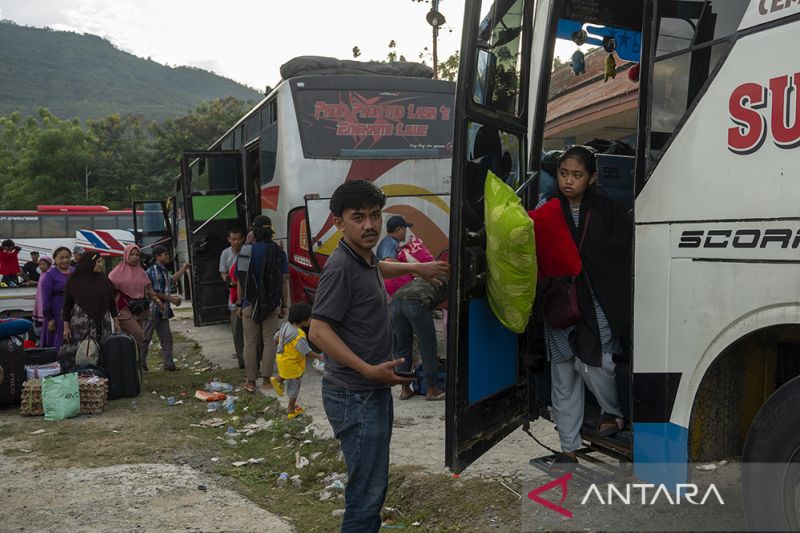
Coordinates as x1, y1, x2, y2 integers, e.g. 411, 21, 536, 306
280, 56, 434, 80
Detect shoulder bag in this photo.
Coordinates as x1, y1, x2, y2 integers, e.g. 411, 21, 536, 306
542, 210, 592, 329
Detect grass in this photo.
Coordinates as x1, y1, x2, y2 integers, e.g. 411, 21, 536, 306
0, 333, 520, 532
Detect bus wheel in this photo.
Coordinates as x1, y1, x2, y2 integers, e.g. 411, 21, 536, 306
742, 375, 800, 531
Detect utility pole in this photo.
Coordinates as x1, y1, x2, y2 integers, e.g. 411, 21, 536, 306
426, 0, 446, 80
85, 164, 91, 201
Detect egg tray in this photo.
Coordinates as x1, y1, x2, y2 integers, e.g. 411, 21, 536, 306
20, 378, 109, 416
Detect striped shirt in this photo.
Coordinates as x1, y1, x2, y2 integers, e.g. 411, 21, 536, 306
146, 263, 174, 320
538, 200, 621, 363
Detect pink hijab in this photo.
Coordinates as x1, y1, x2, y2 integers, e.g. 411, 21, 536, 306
108, 244, 150, 298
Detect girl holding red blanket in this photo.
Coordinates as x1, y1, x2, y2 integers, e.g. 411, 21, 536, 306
529, 146, 632, 469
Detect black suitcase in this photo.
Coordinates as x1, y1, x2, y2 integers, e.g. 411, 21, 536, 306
0, 336, 26, 406
24, 347, 59, 365
102, 332, 141, 400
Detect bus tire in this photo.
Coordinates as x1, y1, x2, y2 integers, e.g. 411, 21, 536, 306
742, 375, 800, 531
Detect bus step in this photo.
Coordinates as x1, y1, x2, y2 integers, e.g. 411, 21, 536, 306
529, 448, 619, 484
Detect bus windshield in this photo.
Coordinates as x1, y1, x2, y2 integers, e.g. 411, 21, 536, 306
292, 82, 454, 159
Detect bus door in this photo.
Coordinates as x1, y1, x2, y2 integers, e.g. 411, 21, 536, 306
132, 201, 173, 268
180, 151, 247, 326
446, 0, 540, 474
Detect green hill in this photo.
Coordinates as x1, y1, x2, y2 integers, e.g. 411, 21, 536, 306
0, 20, 262, 122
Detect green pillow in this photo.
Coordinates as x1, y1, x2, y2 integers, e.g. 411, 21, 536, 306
484, 171, 537, 333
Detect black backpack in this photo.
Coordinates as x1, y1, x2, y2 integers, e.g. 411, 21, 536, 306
244, 242, 283, 323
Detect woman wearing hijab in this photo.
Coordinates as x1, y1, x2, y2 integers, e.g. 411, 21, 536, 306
108, 244, 158, 370
31, 255, 53, 343
40, 246, 74, 351
59, 253, 120, 371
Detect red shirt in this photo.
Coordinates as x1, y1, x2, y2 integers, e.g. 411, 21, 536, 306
228, 263, 238, 304
0, 249, 20, 276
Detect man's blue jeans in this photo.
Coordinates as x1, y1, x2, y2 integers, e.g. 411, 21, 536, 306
322, 380, 393, 533
390, 299, 439, 388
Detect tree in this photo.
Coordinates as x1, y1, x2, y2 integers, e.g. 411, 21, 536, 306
553, 56, 564, 71
352, 46, 361, 59
439, 51, 459, 81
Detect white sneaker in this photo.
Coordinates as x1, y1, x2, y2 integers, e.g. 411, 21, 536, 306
311, 358, 325, 374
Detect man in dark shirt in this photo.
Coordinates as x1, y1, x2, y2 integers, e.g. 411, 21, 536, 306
309, 180, 449, 532
22, 251, 40, 282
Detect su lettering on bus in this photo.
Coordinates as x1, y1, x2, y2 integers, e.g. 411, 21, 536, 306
727, 72, 800, 154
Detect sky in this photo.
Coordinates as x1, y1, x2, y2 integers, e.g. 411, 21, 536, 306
0, 0, 468, 90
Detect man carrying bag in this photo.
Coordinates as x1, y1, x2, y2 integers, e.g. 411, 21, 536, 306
236, 215, 289, 393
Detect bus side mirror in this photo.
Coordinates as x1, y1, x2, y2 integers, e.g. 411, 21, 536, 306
474, 48, 497, 106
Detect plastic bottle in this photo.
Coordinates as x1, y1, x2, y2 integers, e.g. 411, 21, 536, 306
207, 402, 221, 412
223, 395, 235, 415
276, 472, 289, 488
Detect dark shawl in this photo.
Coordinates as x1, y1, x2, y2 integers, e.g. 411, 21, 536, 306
560, 191, 632, 367
63, 253, 116, 326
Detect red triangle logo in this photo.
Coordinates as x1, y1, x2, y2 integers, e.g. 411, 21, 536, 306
527, 472, 573, 518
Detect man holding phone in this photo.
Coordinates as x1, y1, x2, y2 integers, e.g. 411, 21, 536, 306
309, 180, 449, 533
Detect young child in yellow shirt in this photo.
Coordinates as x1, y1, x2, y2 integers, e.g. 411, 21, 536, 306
271, 302, 321, 419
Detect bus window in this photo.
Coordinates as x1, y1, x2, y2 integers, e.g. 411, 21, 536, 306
40, 215, 67, 237
13, 217, 40, 238
0, 219, 11, 237
67, 216, 92, 234
270, 101, 277, 124
92, 215, 119, 230
118, 215, 134, 231
656, 0, 750, 56
221, 135, 233, 150
246, 114, 260, 144
260, 125, 277, 184
191, 157, 239, 193
462, 121, 523, 232
647, 0, 749, 164
260, 106, 270, 130
473, 0, 525, 116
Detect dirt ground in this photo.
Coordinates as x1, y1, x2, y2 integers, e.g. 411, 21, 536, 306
0, 456, 294, 533
171, 306, 562, 482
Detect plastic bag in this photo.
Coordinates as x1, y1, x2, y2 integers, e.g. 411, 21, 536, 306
42, 372, 80, 420
484, 171, 538, 333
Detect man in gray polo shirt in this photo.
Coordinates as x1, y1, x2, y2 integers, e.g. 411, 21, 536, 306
310, 180, 449, 533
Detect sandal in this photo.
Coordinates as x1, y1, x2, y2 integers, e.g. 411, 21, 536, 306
243, 382, 256, 393
287, 406, 304, 420
425, 392, 446, 401
597, 414, 623, 437
399, 388, 415, 401
549, 452, 578, 474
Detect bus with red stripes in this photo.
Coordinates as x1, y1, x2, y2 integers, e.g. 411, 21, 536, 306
175, 57, 457, 326
0, 205, 136, 266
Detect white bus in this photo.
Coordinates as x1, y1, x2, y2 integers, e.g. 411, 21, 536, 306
173, 58, 455, 326
447, 0, 800, 528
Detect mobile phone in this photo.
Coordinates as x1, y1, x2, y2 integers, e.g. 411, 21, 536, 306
394, 368, 415, 378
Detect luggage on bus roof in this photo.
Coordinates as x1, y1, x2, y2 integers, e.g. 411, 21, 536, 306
280, 56, 434, 80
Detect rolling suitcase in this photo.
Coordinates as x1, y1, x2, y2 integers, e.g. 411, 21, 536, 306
102, 328, 141, 400
0, 336, 26, 406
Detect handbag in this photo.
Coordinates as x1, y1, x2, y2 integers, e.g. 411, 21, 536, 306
127, 298, 150, 315
75, 334, 101, 366
542, 210, 591, 329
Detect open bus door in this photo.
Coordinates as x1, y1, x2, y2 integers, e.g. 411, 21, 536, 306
180, 151, 247, 326
446, 0, 547, 474
132, 201, 173, 269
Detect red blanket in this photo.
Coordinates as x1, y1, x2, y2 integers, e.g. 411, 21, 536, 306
528, 199, 581, 278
